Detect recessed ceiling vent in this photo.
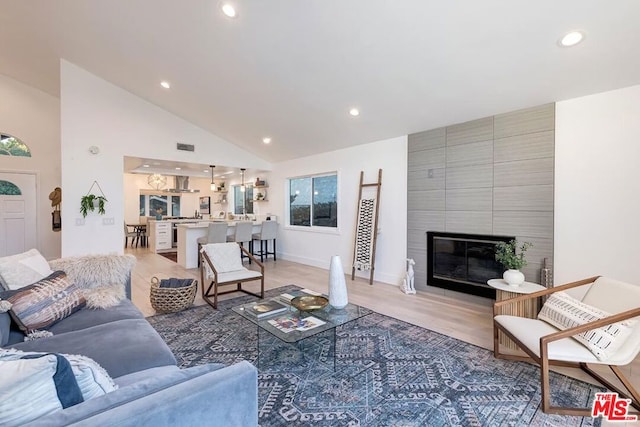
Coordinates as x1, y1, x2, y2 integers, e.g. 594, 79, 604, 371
176, 142, 195, 152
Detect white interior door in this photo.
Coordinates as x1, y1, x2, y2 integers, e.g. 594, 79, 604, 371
0, 172, 37, 256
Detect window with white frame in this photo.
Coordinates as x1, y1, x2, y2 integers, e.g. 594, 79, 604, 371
233, 185, 254, 215
288, 173, 337, 228
139, 194, 181, 217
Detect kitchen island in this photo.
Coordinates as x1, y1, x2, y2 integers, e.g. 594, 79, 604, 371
176, 221, 268, 269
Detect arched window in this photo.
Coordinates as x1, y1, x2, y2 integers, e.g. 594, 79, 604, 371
0, 180, 22, 195
0, 133, 32, 157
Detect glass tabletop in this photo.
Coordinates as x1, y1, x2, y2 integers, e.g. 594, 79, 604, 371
232, 297, 372, 343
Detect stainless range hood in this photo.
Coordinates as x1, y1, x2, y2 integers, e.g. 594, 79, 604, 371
166, 176, 200, 193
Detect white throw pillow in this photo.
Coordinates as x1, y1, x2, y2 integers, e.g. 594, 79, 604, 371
0, 348, 117, 401
0, 352, 82, 426
202, 243, 244, 274
538, 291, 636, 360
0, 249, 53, 290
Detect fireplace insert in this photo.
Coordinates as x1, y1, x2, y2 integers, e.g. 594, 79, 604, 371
426, 231, 514, 298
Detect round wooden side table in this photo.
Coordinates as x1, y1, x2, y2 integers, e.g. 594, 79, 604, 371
488, 278, 546, 350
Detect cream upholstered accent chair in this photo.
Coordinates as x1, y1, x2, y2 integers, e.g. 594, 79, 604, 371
493, 276, 640, 416
199, 242, 264, 309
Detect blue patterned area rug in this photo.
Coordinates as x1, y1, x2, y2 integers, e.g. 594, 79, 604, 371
147, 285, 602, 427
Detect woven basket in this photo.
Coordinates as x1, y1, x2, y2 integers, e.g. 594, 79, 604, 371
150, 277, 197, 313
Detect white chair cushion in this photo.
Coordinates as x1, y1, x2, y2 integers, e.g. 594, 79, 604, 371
538, 291, 636, 361
202, 243, 243, 273
495, 315, 600, 363
217, 269, 262, 283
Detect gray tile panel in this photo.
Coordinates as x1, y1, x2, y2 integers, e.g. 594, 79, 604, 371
493, 185, 554, 212
408, 147, 445, 171
445, 211, 493, 234
494, 131, 554, 162
494, 103, 555, 139
407, 229, 427, 251
407, 210, 445, 232
494, 158, 554, 187
446, 140, 493, 168
446, 164, 493, 189
408, 128, 446, 152
446, 117, 493, 146
408, 167, 445, 191
446, 188, 493, 211
493, 211, 553, 239
408, 190, 445, 211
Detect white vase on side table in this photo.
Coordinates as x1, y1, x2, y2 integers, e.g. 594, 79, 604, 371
503, 269, 525, 287
328, 255, 348, 309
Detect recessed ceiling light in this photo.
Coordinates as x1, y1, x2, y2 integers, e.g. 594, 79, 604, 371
160, 81, 171, 89
221, 3, 237, 18
262, 137, 272, 144
559, 31, 584, 47
142, 164, 150, 168
203, 170, 209, 173
349, 108, 360, 117
175, 167, 181, 170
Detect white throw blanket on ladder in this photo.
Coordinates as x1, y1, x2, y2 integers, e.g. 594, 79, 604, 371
353, 198, 376, 271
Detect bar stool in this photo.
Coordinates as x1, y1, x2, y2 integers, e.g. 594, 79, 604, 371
197, 222, 228, 266
227, 221, 254, 263
252, 221, 278, 262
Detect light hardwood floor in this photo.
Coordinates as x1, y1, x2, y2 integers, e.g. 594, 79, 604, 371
127, 247, 639, 426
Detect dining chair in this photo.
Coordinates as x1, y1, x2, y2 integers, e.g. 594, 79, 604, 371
124, 223, 138, 248
493, 276, 640, 416
251, 221, 278, 262
227, 221, 254, 263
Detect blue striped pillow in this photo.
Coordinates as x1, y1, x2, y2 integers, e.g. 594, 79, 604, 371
0, 270, 85, 333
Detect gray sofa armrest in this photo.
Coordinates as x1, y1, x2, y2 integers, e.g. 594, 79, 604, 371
24, 361, 258, 427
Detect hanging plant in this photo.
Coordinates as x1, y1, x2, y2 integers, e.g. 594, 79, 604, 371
80, 180, 108, 218
80, 194, 107, 218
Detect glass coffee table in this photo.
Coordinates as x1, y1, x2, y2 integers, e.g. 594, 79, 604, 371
232, 297, 372, 371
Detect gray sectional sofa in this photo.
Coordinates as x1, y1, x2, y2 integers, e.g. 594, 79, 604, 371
0, 266, 258, 426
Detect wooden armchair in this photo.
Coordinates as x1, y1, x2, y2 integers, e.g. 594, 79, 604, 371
493, 276, 640, 416
199, 242, 264, 309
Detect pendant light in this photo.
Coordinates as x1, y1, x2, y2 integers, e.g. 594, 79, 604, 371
209, 165, 215, 191
240, 168, 246, 192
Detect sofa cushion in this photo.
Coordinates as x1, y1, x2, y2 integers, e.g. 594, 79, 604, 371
1, 271, 86, 333
0, 351, 83, 427
0, 249, 53, 290
21, 362, 255, 427
47, 299, 144, 335
10, 318, 177, 378
538, 291, 636, 360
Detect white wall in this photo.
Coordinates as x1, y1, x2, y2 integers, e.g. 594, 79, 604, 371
555, 84, 640, 285
269, 136, 408, 285
0, 74, 61, 259
60, 61, 271, 256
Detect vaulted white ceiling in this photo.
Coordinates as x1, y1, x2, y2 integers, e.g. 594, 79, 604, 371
1, 1, 639, 162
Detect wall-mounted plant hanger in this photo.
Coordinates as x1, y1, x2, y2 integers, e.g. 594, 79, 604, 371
80, 180, 108, 218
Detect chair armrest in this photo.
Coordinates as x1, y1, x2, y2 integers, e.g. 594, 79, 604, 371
240, 245, 264, 274
493, 276, 600, 317
540, 307, 640, 345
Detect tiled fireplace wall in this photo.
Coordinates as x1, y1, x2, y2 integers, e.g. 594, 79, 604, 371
407, 103, 555, 294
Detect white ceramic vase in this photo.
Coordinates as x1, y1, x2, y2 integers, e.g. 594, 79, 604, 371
329, 255, 348, 309
503, 269, 525, 287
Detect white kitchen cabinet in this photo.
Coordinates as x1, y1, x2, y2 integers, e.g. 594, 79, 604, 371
148, 221, 172, 252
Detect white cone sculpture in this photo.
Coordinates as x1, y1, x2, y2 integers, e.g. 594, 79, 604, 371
329, 255, 348, 309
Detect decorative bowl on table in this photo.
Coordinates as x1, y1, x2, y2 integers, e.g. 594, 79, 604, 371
290, 295, 329, 312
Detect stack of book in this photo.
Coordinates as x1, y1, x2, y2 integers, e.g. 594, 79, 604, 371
245, 300, 288, 319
